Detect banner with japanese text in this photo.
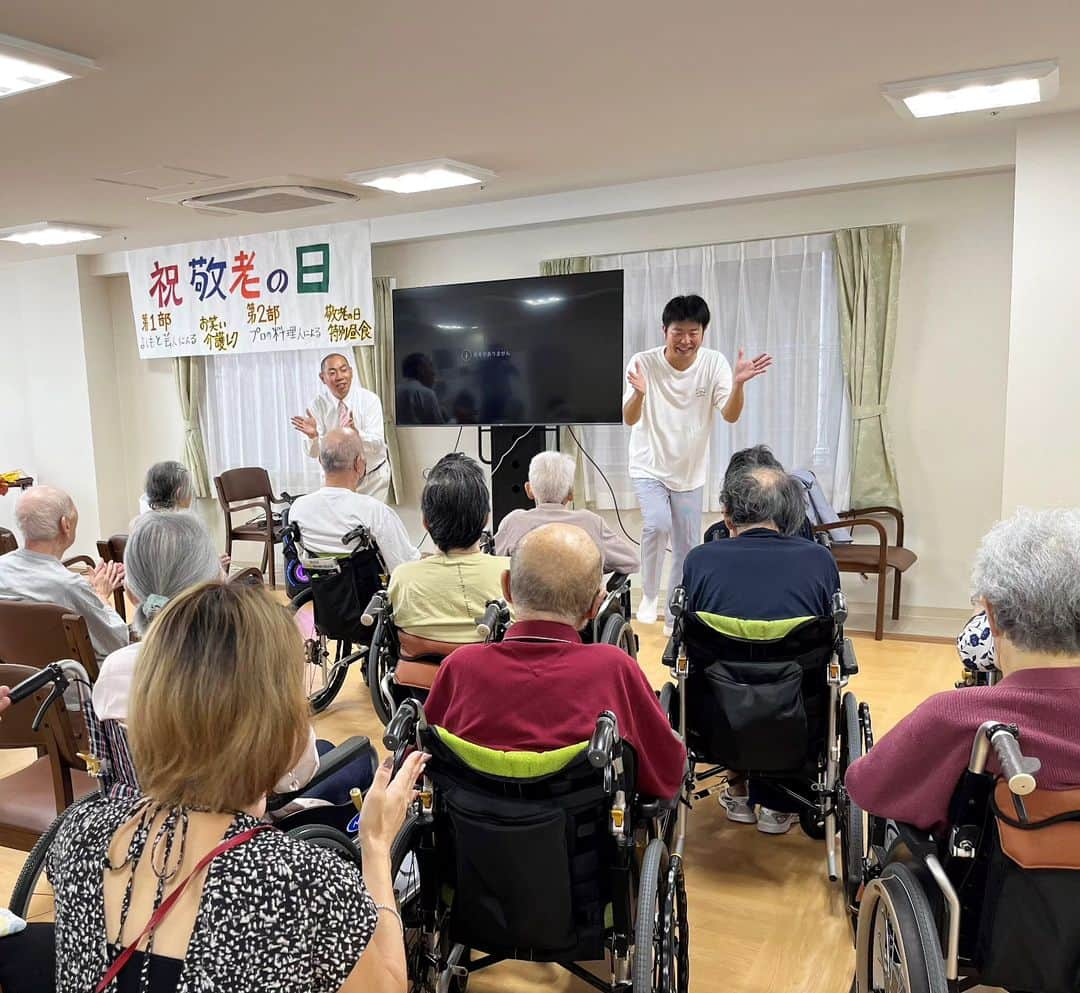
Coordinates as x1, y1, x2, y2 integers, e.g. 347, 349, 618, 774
126, 220, 375, 358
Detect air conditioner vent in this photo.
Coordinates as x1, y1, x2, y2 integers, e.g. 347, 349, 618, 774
149, 176, 371, 215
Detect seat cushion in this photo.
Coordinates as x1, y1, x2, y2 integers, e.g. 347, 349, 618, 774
831, 544, 917, 572
397, 632, 463, 660
395, 659, 440, 690
230, 523, 284, 540
0, 759, 96, 836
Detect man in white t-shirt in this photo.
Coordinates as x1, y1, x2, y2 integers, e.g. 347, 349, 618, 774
623, 294, 772, 631
287, 428, 418, 572
290, 352, 392, 502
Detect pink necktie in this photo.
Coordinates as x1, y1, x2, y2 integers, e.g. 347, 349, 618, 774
338, 399, 350, 428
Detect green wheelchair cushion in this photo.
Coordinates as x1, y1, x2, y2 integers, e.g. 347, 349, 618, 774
694, 613, 816, 641
435, 728, 588, 778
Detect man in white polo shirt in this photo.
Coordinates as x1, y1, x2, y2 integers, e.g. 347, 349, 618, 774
290, 352, 391, 502
623, 294, 772, 632
287, 428, 418, 572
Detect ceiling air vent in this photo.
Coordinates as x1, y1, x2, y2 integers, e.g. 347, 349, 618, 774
149, 176, 369, 216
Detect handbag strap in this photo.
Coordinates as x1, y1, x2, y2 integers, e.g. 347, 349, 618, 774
95, 823, 272, 993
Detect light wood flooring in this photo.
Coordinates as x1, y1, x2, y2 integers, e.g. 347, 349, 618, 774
0, 621, 959, 993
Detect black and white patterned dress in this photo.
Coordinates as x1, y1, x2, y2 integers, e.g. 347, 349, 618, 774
46, 793, 378, 993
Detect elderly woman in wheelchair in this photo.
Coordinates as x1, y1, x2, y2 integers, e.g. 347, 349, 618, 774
846, 509, 1080, 993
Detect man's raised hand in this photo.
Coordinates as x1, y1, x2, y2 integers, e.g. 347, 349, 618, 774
732, 349, 773, 386
290, 409, 318, 439
626, 362, 647, 395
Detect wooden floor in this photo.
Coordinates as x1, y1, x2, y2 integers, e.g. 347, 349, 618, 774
0, 622, 959, 993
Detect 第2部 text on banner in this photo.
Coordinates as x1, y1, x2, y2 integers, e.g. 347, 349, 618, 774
126, 220, 375, 359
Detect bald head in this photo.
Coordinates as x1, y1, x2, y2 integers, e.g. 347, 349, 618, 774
16, 485, 78, 550
320, 428, 365, 473
509, 523, 602, 626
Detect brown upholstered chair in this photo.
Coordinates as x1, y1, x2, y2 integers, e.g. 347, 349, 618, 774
0, 600, 102, 681
0, 662, 96, 851
394, 632, 462, 691
815, 506, 917, 641
214, 468, 287, 588
95, 533, 129, 620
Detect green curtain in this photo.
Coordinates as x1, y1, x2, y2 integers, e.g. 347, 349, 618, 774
173, 357, 211, 499
354, 275, 403, 504
541, 257, 596, 507
834, 225, 903, 509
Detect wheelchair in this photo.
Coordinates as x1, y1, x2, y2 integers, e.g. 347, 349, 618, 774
584, 572, 639, 660
287, 519, 389, 712
360, 591, 513, 726
381, 699, 689, 992
854, 722, 1080, 993
660, 585, 868, 926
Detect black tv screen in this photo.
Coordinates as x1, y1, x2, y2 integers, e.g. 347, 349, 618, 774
392, 270, 624, 426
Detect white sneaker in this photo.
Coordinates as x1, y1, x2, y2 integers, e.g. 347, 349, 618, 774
662, 623, 673, 637
756, 807, 799, 835
719, 788, 757, 824
636, 595, 659, 625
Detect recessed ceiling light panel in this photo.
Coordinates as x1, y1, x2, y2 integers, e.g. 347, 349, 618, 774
346, 158, 495, 194
0, 222, 109, 246
882, 59, 1059, 119
0, 33, 97, 100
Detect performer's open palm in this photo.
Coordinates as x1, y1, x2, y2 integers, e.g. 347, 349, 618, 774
733, 349, 773, 385
627, 362, 647, 395
290, 409, 318, 439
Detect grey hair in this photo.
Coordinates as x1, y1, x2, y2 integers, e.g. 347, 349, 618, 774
510, 524, 602, 623
528, 452, 575, 504
14, 485, 76, 542
124, 511, 221, 635
319, 429, 365, 474
971, 508, 1080, 655
722, 466, 805, 532
145, 460, 193, 510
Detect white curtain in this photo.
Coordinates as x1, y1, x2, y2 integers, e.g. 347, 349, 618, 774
585, 235, 851, 512
201, 350, 326, 495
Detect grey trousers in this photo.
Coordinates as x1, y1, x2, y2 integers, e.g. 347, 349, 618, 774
632, 477, 703, 622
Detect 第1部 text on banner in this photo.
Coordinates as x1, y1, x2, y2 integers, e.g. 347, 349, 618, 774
126, 219, 375, 359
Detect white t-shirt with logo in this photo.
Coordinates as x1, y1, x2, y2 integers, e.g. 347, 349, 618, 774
623, 346, 733, 492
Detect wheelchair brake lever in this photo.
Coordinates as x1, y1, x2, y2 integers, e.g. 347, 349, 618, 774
32, 684, 64, 733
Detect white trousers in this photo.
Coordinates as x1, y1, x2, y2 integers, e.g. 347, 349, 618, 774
632, 477, 703, 623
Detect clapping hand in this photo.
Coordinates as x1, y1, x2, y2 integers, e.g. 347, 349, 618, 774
290, 409, 318, 439
732, 349, 773, 385
89, 561, 124, 604
626, 362, 646, 395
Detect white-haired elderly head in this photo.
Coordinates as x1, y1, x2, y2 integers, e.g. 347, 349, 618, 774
14, 485, 79, 556
972, 508, 1080, 660
526, 452, 576, 506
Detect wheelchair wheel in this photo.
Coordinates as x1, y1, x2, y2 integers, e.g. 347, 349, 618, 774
839, 692, 867, 928
291, 587, 351, 713
601, 613, 639, 660
9, 792, 97, 917
633, 838, 673, 993
287, 823, 364, 870
366, 641, 396, 726
855, 863, 947, 993
662, 858, 689, 993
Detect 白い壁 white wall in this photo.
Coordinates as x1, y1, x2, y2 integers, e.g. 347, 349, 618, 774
375, 171, 1016, 612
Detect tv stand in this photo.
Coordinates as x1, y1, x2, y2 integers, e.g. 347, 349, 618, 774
478, 426, 560, 530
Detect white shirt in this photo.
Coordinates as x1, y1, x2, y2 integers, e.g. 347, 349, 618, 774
623, 346, 733, 492
93, 641, 320, 793
303, 385, 387, 470
0, 548, 130, 662
288, 486, 419, 571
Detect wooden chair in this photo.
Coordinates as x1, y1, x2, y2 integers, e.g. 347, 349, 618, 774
214, 468, 288, 588
814, 506, 917, 641
96, 533, 129, 620
0, 662, 96, 851
0, 601, 101, 681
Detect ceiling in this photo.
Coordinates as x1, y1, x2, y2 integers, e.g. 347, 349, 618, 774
1, 0, 1078, 264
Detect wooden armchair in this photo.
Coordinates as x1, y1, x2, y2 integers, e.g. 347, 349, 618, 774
214, 467, 288, 588
96, 533, 129, 620
0, 600, 102, 681
814, 506, 917, 641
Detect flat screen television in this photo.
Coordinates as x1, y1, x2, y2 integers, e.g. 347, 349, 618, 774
392, 270, 624, 426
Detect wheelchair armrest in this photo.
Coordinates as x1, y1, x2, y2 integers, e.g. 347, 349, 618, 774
267, 735, 373, 811
606, 572, 629, 593
839, 637, 859, 676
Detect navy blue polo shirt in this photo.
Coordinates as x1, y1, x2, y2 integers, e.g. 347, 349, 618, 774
681, 528, 840, 620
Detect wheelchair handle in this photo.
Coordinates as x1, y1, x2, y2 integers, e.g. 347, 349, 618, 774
475, 599, 508, 640
989, 724, 1040, 796
588, 711, 620, 769
361, 592, 385, 627
383, 699, 423, 753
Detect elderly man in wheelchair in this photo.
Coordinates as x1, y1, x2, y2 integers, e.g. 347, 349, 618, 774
846, 509, 1080, 993
379, 522, 689, 991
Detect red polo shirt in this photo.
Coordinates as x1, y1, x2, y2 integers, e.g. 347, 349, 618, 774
424, 620, 686, 800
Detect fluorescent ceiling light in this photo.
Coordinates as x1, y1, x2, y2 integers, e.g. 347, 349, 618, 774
524, 296, 564, 306
0, 222, 108, 246
346, 159, 495, 194
0, 33, 98, 100
883, 60, 1059, 119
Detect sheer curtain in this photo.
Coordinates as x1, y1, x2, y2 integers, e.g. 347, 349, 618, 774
586, 235, 851, 512
201, 350, 326, 494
